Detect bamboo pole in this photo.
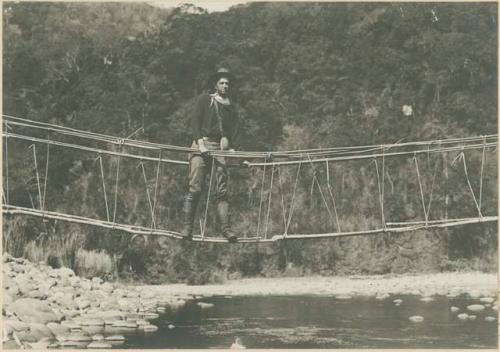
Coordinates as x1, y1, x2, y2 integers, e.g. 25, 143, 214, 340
4, 205, 496, 243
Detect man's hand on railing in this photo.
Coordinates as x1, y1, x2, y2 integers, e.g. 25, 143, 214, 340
220, 136, 229, 150
197, 138, 209, 155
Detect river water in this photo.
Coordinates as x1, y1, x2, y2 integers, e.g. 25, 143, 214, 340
124, 294, 497, 349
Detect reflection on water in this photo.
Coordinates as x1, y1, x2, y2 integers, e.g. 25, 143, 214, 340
125, 294, 497, 349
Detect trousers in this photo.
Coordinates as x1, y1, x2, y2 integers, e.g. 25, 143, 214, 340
188, 139, 227, 201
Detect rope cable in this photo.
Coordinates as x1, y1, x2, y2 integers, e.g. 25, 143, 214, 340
326, 160, 342, 233
315, 176, 336, 230
284, 161, 302, 236
479, 136, 486, 212
413, 155, 428, 224
28, 192, 35, 209
277, 166, 287, 229
246, 142, 497, 167
98, 155, 111, 222
3, 204, 498, 242
112, 152, 121, 224
307, 155, 336, 230
29, 144, 43, 210
3, 123, 497, 166
424, 153, 440, 221
139, 161, 156, 228
151, 150, 162, 229
202, 160, 215, 239
256, 157, 267, 237
3, 114, 498, 162
5, 132, 190, 165
381, 147, 386, 229
3, 114, 498, 243
264, 165, 275, 239
4, 121, 9, 204
460, 153, 483, 218
42, 137, 50, 211
374, 158, 386, 228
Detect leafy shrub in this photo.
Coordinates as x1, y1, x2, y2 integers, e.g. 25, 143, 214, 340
74, 248, 114, 279
23, 241, 46, 264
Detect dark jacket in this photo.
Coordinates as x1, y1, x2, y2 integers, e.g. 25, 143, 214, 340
191, 93, 239, 147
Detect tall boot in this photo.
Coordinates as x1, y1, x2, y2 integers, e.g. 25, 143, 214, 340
217, 200, 238, 243
181, 193, 199, 240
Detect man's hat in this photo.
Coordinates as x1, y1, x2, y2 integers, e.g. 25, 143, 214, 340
211, 67, 233, 85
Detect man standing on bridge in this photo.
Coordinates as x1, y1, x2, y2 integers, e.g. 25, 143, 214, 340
181, 68, 239, 242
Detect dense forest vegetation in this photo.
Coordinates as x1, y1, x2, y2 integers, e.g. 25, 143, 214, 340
3, 2, 497, 284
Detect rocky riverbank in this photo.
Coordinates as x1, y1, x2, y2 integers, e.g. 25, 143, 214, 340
2, 253, 498, 349
2, 253, 189, 349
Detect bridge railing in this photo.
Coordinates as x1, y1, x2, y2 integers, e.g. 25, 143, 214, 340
3, 114, 498, 243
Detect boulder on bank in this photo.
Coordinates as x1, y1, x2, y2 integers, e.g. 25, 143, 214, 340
95, 310, 125, 321
75, 298, 91, 310
47, 322, 71, 336
27, 323, 54, 340
66, 332, 92, 342
15, 323, 54, 343
75, 317, 105, 327
102, 281, 115, 291
61, 320, 83, 331
87, 341, 112, 348
53, 267, 76, 278
26, 289, 46, 300
59, 293, 79, 310
3, 319, 30, 334
143, 312, 160, 320
26, 337, 52, 349
3, 340, 20, 349
10, 298, 60, 324
140, 324, 159, 332
92, 277, 103, 285
3, 292, 14, 306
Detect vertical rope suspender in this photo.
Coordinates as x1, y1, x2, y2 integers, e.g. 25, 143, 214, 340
264, 165, 275, 239
256, 157, 267, 237
29, 144, 43, 210
98, 155, 111, 222
151, 150, 163, 229
4, 121, 10, 204
326, 160, 342, 233
42, 137, 50, 211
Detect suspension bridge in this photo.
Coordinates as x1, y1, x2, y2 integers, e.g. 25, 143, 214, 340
2, 114, 498, 243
